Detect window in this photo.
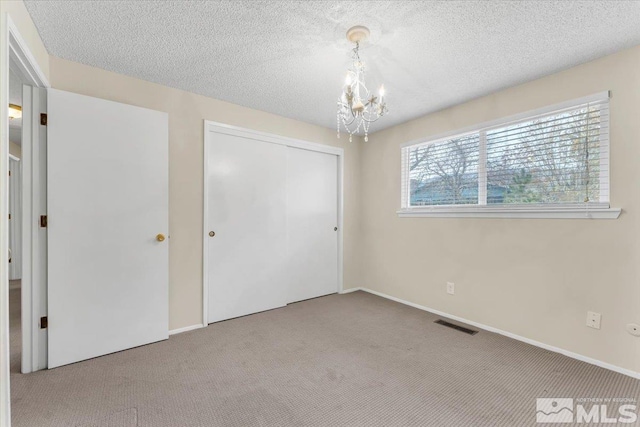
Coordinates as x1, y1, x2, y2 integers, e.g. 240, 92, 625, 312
399, 92, 619, 219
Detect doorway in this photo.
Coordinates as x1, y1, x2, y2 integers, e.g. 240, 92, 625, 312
8, 56, 36, 376
8, 66, 24, 374
8, 153, 21, 375
2, 16, 51, 426
6, 42, 49, 378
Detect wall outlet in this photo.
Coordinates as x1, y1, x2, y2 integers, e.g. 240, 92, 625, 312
586, 311, 601, 329
626, 323, 640, 337
446, 282, 455, 295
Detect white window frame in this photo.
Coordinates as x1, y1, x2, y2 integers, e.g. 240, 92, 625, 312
398, 91, 621, 219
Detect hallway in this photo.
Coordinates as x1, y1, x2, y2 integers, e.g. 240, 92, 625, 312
9, 280, 20, 373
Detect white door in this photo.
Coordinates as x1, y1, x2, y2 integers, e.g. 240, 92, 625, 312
206, 132, 289, 323
47, 89, 169, 368
287, 148, 338, 303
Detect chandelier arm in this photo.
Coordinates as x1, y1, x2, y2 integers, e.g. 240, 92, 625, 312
340, 110, 357, 128
338, 107, 358, 126
341, 115, 357, 127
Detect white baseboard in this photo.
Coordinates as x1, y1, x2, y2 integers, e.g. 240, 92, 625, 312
344, 287, 640, 380
169, 323, 204, 336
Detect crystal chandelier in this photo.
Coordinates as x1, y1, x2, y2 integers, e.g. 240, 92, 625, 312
337, 26, 387, 142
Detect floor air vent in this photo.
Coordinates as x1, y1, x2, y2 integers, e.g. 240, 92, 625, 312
434, 319, 478, 335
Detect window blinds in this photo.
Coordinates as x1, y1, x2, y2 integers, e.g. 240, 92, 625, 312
401, 93, 610, 209
406, 133, 480, 206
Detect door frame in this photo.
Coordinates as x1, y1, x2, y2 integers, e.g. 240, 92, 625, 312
1, 13, 50, 427
202, 121, 344, 326
19, 84, 47, 373
8, 17, 49, 376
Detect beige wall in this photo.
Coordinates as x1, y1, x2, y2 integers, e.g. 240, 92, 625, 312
9, 141, 21, 159
49, 56, 362, 331
361, 45, 640, 373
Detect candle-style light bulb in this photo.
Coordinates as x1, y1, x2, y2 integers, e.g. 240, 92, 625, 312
379, 84, 385, 99
345, 73, 352, 86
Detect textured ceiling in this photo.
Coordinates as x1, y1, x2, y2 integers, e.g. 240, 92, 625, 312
24, 1, 640, 133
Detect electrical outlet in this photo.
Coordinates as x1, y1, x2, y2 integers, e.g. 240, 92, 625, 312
626, 323, 640, 337
586, 311, 601, 329
446, 282, 455, 295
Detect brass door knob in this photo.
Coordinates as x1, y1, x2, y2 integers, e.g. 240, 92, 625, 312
209, 231, 215, 237
156, 234, 166, 242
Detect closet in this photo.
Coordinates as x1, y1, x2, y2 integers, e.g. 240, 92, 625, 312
204, 123, 342, 324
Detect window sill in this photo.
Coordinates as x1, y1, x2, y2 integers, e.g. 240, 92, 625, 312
396, 206, 622, 219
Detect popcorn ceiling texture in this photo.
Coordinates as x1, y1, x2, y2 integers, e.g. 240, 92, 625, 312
24, 1, 640, 132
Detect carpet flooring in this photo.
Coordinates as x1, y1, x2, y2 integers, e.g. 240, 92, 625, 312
9, 291, 640, 426
9, 282, 21, 374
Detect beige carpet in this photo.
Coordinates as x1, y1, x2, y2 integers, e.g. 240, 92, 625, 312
9, 283, 21, 374
10, 291, 639, 427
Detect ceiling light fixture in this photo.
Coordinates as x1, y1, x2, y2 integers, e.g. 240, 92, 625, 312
337, 26, 387, 142
8, 104, 22, 120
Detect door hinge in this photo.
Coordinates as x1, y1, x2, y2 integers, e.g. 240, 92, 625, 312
40, 316, 48, 329
40, 215, 47, 228
40, 113, 48, 126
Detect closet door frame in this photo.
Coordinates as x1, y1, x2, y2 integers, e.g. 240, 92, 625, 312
202, 121, 344, 327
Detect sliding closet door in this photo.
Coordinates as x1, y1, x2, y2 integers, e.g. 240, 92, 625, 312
206, 132, 289, 323
287, 147, 338, 303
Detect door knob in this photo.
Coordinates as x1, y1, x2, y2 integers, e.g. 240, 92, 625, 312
334, 227, 338, 231
156, 234, 166, 242
209, 231, 215, 237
